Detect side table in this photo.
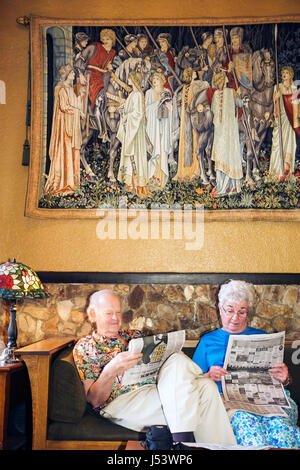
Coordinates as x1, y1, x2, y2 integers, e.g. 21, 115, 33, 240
0, 361, 31, 450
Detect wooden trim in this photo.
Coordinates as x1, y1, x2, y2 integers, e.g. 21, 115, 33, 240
37, 272, 300, 285
29, 15, 300, 26
15, 337, 76, 356
15, 337, 76, 450
46, 440, 126, 450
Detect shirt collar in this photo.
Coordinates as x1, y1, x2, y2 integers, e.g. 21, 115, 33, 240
92, 329, 124, 343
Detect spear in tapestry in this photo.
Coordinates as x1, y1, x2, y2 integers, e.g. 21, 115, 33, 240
274, 24, 285, 177
189, 26, 206, 71
189, 26, 200, 50
115, 34, 133, 58
143, 26, 182, 86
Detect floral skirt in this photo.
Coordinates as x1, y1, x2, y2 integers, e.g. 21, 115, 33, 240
230, 392, 300, 449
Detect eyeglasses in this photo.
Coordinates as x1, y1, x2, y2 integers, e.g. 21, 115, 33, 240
221, 306, 248, 317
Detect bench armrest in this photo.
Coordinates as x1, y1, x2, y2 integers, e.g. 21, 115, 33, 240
15, 337, 76, 449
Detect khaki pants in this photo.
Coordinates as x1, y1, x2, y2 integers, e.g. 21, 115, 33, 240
100, 353, 236, 445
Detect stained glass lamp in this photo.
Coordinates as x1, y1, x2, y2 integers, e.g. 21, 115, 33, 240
0, 259, 50, 364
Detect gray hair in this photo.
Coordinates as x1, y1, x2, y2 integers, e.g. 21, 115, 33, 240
218, 280, 256, 311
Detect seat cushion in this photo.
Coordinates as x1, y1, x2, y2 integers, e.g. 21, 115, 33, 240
48, 409, 145, 441
48, 346, 87, 423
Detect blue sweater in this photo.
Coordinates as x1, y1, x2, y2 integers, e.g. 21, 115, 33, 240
192, 327, 266, 393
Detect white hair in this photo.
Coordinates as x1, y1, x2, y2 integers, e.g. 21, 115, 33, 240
218, 280, 256, 311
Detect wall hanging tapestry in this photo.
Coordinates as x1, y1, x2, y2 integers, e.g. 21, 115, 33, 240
24, 15, 300, 220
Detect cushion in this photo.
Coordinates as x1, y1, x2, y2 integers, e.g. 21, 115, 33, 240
48, 346, 87, 423
48, 410, 144, 441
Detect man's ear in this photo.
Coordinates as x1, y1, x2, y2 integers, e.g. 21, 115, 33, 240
87, 306, 96, 323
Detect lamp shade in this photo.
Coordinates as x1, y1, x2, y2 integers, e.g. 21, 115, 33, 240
0, 260, 50, 299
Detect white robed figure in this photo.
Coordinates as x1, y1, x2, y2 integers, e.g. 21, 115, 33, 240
211, 71, 243, 196
269, 66, 298, 179
117, 70, 148, 198
145, 72, 173, 189
44, 64, 84, 196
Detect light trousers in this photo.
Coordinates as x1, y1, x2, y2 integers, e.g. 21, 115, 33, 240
100, 353, 237, 445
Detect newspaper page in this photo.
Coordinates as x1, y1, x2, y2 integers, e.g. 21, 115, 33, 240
221, 331, 290, 417
121, 330, 185, 386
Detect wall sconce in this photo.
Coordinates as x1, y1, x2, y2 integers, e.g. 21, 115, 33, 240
0, 259, 50, 364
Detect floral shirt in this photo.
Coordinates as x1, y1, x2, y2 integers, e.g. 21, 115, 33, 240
73, 329, 155, 409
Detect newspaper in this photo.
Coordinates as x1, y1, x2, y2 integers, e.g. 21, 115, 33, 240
121, 330, 185, 386
221, 331, 290, 417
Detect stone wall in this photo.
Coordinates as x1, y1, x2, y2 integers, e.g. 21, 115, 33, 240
0, 283, 300, 347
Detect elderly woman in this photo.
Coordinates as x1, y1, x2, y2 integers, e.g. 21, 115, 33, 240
192, 280, 300, 448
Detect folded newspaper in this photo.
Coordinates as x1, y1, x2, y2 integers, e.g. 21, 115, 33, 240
221, 331, 290, 418
121, 330, 185, 386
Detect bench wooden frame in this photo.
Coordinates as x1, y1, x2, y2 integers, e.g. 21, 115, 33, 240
15, 337, 128, 450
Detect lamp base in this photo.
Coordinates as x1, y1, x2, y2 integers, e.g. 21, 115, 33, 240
0, 346, 19, 365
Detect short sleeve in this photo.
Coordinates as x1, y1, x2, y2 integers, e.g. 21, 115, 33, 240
192, 337, 209, 374
73, 337, 102, 381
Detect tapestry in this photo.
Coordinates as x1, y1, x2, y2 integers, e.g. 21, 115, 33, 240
25, 16, 300, 220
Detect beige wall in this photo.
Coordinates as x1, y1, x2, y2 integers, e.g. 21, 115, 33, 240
1, 0, 300, 273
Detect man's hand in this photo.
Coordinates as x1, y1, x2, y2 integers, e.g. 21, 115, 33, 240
106, 351, 143, 376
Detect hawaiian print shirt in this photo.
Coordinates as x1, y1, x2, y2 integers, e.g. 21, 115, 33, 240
73, 329, 156, 409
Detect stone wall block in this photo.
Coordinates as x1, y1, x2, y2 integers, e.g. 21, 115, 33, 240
295, 317, 300, 330
158, 303, 181, 320
71, 309, 85, 323
197, 303, 219, 326
263, 286, 285, 302
18, 313, 36, 335
43, 315, 59, 334
250, 317, 272, 332
57, 299, 74, 322
164, 285, 185, 302
184, 286, 195, 301
256, 301, 293, 319
282, 287, 299, 306
128, 286, 145, 309
20, 303, 49, 320
194, 285, 210, 302
122, 309, 134, 324
147, 290, 165, 302
273, 317, 293, 333
129, 316, 146, 331
295, 303, 300, 317
58, 321, 77, 335
78, 322, 92, 338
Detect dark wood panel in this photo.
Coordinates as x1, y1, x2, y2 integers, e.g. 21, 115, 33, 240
37, 272, 300, 285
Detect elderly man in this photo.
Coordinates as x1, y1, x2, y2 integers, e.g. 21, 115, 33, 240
73, 289, 237, 447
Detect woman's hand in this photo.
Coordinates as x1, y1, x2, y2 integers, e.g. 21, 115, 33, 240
268, 362, 291, 385
207, 365, 228, 382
